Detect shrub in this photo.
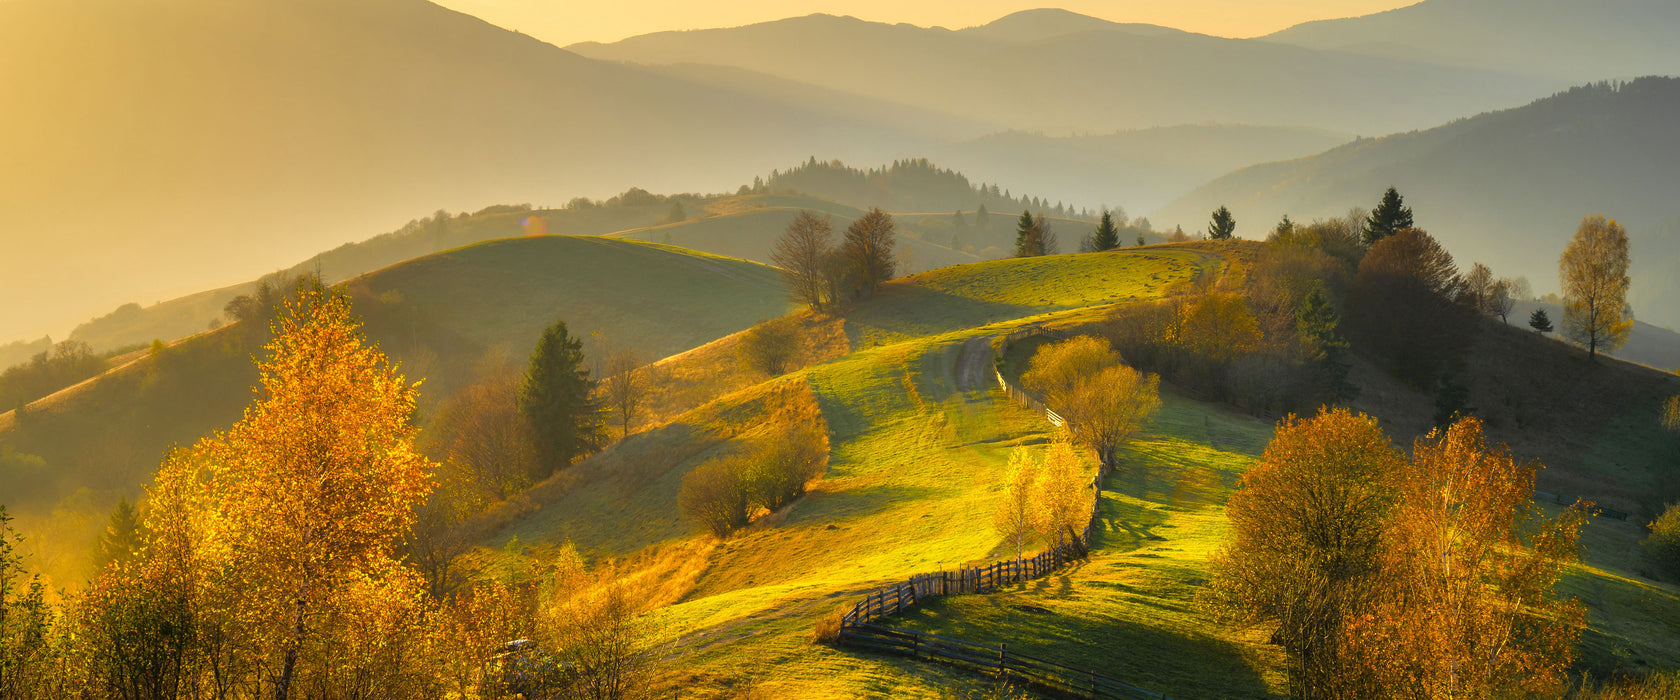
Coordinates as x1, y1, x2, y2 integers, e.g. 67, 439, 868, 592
677, 456, 753, 538
739, 320, 801, 376
741, 425, 829, 513
1643, 503, 1680, 581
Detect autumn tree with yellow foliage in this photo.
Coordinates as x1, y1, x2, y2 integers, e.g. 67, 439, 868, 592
1349, 418, 1585, 699
1207, 410, 1586, 699
1560, 214, 1632, 359
1021, 336, 1161, 468
143, 290, 436, 698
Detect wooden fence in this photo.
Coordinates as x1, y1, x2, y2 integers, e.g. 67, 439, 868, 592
838, 536, 1088, 629
839, 623, 1168, 700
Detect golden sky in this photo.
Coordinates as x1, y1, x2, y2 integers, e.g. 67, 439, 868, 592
436, 0, 1418, 46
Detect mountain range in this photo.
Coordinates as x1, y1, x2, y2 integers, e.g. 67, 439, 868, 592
6, 0, 1680, 343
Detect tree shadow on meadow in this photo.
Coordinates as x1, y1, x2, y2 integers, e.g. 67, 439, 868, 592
892, 594, 1280, 700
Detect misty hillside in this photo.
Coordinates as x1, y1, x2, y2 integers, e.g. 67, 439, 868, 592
1156, 78, 1680, 331
567, 11, 1554, 135
0, 0, 929, 341
939, 125, 1350, 213
1267, 0, 1680, 81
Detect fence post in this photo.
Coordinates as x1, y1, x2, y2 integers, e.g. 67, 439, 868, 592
999, 642, 1008, 675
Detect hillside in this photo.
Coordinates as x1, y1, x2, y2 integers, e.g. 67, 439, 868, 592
465, 243, 1680, 696
0, 0, 933, 341
470, 247, 1224, 696
55, 158, 1083, 354
0, 235, 788, 586
1156, 78, 1680, 330
1266, 0, 1680, 81
568, 12, 1554, 135
938, 125, 1351, 214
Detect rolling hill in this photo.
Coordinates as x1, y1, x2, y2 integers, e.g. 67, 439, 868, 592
462, 243, 1680, 696
1266, 0, 1680, 81
0, 235, 788, 586
1155, 78, 1680, 331
567, 11, 1555, 136
0, 0, 936, 342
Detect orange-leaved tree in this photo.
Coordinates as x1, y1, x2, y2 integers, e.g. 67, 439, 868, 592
1349, 417, 1585, 699
1204, 407, 1403, 699
1021, 335, 1160, 468
151, 289, 436, 699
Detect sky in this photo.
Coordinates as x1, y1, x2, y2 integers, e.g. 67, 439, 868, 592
434, 0, 1419, 47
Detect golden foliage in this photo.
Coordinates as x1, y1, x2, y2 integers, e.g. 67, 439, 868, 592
1351, 417, 1585, 699
992, 449, 1039, 561
1205, 407, 1402, 698
1207, 411, 1586, 699
1560, 214, 1633, 357
1021, 336, 1161, 466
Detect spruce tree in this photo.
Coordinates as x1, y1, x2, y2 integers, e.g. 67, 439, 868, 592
1529, 308, 1553, 334
1297, 285, 1357, 402
1014, 210, 1043, 257
1362, 187, 1415, 246
1209, 206, 1237, 240
520, 320, 603, 476
976, 204, 990, 229
1093, 211, 1120, 251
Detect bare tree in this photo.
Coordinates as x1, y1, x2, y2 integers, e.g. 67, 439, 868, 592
1461, 262, 1495, 313
1560, 214, 1633, 359
1489, 279, 1515, 324
842, 208, 898, 297
770, 211, 834, 310
603, 349, 644, 439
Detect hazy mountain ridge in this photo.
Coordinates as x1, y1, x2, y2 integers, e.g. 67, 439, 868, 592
0, 0, 932, 340
1156, 77, 1680, 330
568, 11, 1555, 135
1266, 0, 1680, 81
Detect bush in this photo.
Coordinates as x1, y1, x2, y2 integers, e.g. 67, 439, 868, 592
739, 320, 801, 376
1642, 503, 1680, 580
741, 425, 829, 512
677, 456, 753, 538
678, 426, 830, 537
810, 607, 846, 644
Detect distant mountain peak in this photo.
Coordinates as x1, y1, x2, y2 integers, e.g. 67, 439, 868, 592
962, 7, 1182, 42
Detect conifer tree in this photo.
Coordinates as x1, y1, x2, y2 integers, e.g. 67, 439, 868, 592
1362, 187, 1415, 246
976, 203, 990, 229
1529, 308, 1554, 334
1208, 206, 1237, 240
1092, 211, 1120, 251
520, 320, 604, 475
1014, 210, 1040, 257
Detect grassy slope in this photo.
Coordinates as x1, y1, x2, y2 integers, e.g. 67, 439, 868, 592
482, 247, 1220, 697
487, 242, 1680, 697
0, 236, 788, 586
